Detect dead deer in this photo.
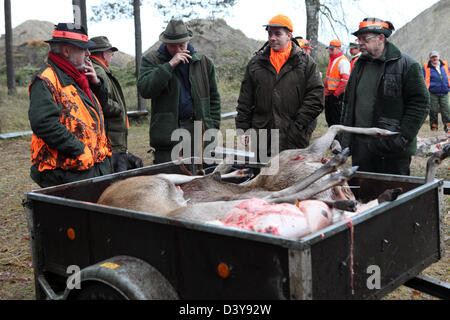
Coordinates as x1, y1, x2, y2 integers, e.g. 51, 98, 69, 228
97, 125, 405, 239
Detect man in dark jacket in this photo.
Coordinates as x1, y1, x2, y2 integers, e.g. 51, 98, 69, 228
137, 19, 221, 165
28, 23, 112, 188
340, 18, 430, 175
422, 50, 450, 133
236, 14, 324, 161
90, 36, 143, 172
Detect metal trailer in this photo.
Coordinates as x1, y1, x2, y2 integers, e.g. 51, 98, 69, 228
23, 160, 449, 300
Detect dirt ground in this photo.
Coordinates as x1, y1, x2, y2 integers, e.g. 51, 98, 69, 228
0, 120, 448, 300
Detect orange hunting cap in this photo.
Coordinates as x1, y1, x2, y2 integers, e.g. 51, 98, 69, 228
298, 38, 312, 49
326, 39, 341, 49
263, 14, 293, 32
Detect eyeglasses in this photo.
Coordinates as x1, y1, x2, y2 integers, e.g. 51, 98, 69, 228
356, 35, 378, 44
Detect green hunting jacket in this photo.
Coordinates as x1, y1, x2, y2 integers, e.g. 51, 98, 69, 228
92, 57, 128, 152
235, 41, 324, 151
137, 46, 221, 150
341, 41, 430, 158
28, 59, 111, 187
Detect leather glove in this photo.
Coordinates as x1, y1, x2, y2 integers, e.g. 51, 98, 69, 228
126, 152, 144, 169
111, 152, 128, 173
373, 135, 408, 154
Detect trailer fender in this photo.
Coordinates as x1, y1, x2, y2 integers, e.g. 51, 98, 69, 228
64, 256, 178, 300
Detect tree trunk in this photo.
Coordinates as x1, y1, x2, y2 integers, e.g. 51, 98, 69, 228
305, 0, 320, 61
133, 0, 146, 111
4, 0, 16, 95
72, 0, 87, 32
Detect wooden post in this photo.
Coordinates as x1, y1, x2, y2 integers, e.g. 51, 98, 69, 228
72, 0, 87, 32
4, 0, 16, 95
134, 0, 146, 111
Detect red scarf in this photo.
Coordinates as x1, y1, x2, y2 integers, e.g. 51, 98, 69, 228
48, 52, 94, 104
326, 52, 344, 75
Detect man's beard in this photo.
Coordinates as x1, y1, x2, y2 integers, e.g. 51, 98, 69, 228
68, 56, 85, 72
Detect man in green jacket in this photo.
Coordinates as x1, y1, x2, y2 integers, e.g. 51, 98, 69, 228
137, 19, 221, 165
90, 36, 143, 172
340, 18, 430, 175
236, 14, 324, 161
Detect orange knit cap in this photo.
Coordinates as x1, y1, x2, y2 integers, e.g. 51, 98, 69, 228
264, 14, 293, 32
326, 39, 341, 48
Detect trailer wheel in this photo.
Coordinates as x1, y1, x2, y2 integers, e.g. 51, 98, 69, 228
75, 282, 126, 300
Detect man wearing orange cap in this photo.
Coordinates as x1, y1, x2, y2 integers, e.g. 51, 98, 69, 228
324, 39, 350, 127
236, 14, 324, 160
340, 18, 429, 176
295, 37, 312, 55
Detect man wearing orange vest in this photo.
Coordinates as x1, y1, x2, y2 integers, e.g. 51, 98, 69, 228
236, 14, 324, 159
28, 23, 112, 188
349, 42, 361, 72
324, 39, 351, 127
422, 50, 450, 133
90, 36, 143, 172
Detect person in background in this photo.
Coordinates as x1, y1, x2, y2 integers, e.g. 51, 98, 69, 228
340, 18, 429, 176
295, 37, 313, 55
349, 42, 361, 72
422, 50, 450, 133
90, 36, 143, 172
137, 19, 221, 165
236, 14, 323, 159
324, 39, 351, 127
28, 23, 111, 188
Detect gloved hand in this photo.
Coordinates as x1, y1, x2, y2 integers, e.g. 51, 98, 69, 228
373, 135, 408, 154
126, 152, 144, 169
111, 152, 128, 173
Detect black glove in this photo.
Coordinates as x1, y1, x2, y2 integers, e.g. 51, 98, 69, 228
371, 116, 408, 154
111, 152, 128, 173
126, 152, 143, 169
373, 135, 408, 154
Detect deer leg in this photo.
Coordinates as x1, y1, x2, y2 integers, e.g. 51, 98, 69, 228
321, 199, 358, 212
330, 139, 342, 154
309, 125, 400, 158
425, 143, 450, 183
221, 168, 252, 181
377, 188, 403, 204
157, 173, 204, 185
265, 149, 350, 200
267, 167, 358, 204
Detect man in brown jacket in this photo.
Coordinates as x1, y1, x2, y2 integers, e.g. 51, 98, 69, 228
236, 14, 324, 161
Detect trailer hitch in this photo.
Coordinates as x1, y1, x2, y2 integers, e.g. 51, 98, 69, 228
404, 274, 450, 300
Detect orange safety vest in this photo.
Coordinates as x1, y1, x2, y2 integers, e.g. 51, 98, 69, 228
350, 55, 360, 72
423, 60, 450, 89
326, 55, 348, 91
30, 65, 111, 172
